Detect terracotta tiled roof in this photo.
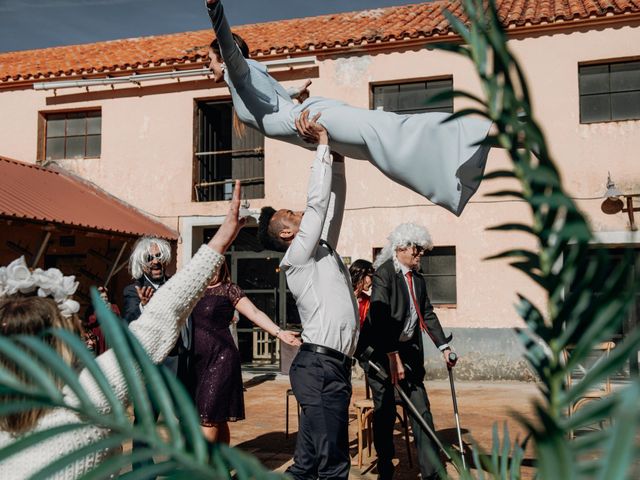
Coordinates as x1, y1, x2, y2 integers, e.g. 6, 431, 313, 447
0, 156, 178, 240
0, 0, 639, 82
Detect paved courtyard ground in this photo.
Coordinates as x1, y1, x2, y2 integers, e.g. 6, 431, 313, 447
233, 374, 539, 479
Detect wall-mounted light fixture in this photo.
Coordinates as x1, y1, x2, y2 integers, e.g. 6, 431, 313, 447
601, 173, 639, 231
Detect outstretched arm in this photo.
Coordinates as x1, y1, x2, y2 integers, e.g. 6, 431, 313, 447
71, 181, 245, 413
235, 297, 301, 347
321, 152, 345, 249
284, 112, 333, 266
206, 0, 249, 84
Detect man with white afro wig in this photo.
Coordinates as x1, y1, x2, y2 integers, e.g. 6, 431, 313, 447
360, 222, 455, 480
123, 236, 172, 324
372, 222, 434, 271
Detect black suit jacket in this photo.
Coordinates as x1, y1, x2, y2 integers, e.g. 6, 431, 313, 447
122, 275, 161, 324
359, 259, 447, 365
122, 274, 190, 366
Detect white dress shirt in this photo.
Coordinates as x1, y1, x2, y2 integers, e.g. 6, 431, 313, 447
398, 263, 419, 342
281, 145, 359, 356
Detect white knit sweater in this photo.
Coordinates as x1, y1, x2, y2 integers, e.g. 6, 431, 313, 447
0, 245, 224, 480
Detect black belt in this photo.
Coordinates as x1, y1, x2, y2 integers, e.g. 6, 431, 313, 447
300, 343, 353, 367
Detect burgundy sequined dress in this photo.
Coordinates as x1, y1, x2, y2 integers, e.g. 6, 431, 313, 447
188, 282, 246, 425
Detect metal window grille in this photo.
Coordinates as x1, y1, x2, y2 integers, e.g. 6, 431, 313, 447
194, 100, 265, 202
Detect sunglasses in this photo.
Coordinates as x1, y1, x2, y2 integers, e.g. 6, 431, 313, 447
146, 252, 163, 263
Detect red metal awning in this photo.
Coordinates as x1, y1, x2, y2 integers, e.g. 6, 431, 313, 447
0, 156, 178, 240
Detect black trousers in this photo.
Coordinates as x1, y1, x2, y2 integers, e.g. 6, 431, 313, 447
365, 341, 443, 480
286, 349, 352, 480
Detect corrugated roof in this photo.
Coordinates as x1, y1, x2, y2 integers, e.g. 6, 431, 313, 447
0, 0, 638, 83
0, 156, 178, 240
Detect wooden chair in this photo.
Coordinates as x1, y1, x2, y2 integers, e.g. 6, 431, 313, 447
353, 377, 413, 468
563, 341, 615, 436
354, 376, 374, 467
285, 387, 300, 439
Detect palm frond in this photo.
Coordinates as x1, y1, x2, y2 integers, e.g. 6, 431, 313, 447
437, 0, 640, 477
0, 288, 284, 478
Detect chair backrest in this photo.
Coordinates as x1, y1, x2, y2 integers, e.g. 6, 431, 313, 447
364, 374, 371, 400
563, 341, 616, 394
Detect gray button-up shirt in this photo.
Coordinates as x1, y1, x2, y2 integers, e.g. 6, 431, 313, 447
281, 145, 359, 357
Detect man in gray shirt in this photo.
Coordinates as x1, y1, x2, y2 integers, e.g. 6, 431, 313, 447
258, 111, 359, 480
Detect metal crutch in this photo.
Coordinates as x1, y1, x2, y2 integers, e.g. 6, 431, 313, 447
359, 347, 454, 464
447, 352, 466, 469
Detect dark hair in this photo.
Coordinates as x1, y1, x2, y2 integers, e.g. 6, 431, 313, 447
209, 32, 250, 60
213, 260, 231, 284
258, 206, 288, 253
349, 259, 374, 291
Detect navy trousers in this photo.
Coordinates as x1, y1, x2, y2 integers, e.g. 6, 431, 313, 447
286, 349, 352, 480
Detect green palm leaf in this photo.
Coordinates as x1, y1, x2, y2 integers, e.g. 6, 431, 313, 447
0, 287, 285, 478
436, 0, 640, 477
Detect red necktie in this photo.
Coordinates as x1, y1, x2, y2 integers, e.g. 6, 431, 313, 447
405, 271, 428, 334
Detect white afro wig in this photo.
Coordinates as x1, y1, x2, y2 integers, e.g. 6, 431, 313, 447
373, 222, 433, 271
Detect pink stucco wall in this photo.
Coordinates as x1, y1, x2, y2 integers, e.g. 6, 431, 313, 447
1, 24, 638, 330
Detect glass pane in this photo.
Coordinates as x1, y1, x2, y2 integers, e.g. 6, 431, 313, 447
86, 113, 102, 135
45, 137, 64, 160
66, 113, 86, 136
46, 114, 66, 138
236, 257, 280, 289
611, 91, 640, 121
425, 86, 453, 111
610, 61, 640, 92
86, 135, 101, 157
579, 65, 610, 95
580, 94, 610, 123
423, 254, 456, 275
372, 84, 399, 111
398, 82, 428, 111
426, 276, 457, 304
66, 136, 85, 159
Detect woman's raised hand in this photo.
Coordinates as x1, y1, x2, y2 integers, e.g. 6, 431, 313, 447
208, 180, 245, 254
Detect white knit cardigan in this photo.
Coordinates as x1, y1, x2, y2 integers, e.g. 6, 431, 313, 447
0, 245, 224, 479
